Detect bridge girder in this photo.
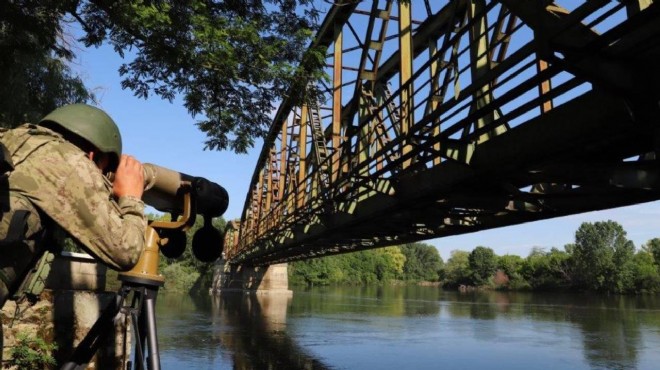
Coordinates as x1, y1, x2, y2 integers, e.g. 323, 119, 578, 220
226, 0, 660, 266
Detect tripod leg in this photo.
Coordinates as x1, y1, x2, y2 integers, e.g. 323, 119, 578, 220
60, 290, 126, 370
143, 287, 160, 370
132, 286, 161, 370
131, 309, 146, 369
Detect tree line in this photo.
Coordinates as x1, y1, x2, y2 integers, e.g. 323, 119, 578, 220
290, 220, 660, 294
289, 243, 443, 286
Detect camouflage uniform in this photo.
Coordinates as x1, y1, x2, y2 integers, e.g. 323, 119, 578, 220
0, 124, 146, 305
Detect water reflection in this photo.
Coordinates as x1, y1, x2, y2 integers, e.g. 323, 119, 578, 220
157, 288, 660, 370
157, 292, 330, 370
211, 293, 330, 370
440, 291, 660, 370
156, 293, 225, 367
290, 285, 442, 317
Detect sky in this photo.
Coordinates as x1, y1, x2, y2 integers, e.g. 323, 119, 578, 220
70, 27, 660, 262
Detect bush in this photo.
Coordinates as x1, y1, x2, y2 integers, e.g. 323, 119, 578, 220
6, 332, 57, 370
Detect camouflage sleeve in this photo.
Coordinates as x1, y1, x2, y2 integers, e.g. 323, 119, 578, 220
115, 195, 148, 264
11, 139, 146, 271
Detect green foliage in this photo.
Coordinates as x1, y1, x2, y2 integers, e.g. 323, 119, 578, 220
6, 332, 57, 370
468, 246, 497, 285
632, 250, 660, 293
0, 1, 93, 126
399, 243, 443, 281
2, 1, 324, 150
642, 238, 660, 266
161, 262, 201, 292
497, 254, 527, 289
572, 221, 635, 293
546, 248, 573, 286
444, 250, 472, 287
519, 247, 572, 290
290, 247, 413, 286
497, 254, 523, 277
286, 220, 660, 295
440, 221, 658, 295
382, 246, 407, 279
290, 257, 339, 286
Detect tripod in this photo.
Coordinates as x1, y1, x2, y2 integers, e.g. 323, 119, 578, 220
60, 218, 179, 370
60, 272, 164, 370
120, 275, 163, 370
59, 180, 223, 369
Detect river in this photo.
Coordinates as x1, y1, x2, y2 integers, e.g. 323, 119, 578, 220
154, 286, 660, 369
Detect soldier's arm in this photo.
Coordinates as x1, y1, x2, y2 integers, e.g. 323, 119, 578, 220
109, 154, 148, 269
20, 143, 147, 271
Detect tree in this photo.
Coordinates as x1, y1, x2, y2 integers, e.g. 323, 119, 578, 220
288, 247, 408, 286
546, 247, 573, 286
497, 254, 527, 289
399, 243, 443, 282
520, 247, 548, 289
0, 1, 93, 126
2, 0, 324, 152
497, 254, 523, 278
468, 246, 497, 285
642, 238, 660, 267
520, 247, 572, 290
632, 250, 660, 293
289, 257, 333, 286
572, 220, 635, 293
381, 246, 406, 280
444, 250, 471, 287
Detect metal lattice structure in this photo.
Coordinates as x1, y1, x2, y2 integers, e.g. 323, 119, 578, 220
225, 0, 660, 266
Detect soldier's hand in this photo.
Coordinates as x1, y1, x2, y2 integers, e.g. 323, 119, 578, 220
113, 155, 144, 199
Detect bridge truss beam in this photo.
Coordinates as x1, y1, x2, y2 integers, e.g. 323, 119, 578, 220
225, 0, 660, 266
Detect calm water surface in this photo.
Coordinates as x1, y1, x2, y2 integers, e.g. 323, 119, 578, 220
155, 286, 660, 369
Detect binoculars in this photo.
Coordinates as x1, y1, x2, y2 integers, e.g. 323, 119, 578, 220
140, 163, 229, 263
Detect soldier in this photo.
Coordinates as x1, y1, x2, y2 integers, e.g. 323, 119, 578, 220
0, 104, 147, 308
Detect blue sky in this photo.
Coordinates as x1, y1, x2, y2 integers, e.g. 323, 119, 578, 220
72, 35, 660, 262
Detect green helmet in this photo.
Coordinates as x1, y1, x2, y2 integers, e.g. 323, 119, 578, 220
39, 104, 122, 168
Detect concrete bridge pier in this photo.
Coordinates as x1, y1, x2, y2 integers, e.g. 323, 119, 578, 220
210, 260, 292, 296
1, 252, 128, 369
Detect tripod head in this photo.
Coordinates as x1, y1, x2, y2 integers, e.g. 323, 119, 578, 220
120, 163, 229, 285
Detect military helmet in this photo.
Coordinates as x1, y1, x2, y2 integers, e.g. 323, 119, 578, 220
39, 104, 122, 169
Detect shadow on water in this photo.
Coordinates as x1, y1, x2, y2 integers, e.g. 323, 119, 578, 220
157, 291, 331, 370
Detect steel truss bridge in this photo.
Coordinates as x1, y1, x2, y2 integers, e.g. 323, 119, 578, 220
224, 0, 660, 266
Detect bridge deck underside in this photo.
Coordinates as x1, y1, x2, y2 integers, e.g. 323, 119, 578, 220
227, 0, 660, 266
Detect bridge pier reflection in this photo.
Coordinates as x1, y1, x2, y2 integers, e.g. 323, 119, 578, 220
209, 292, 329, 370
